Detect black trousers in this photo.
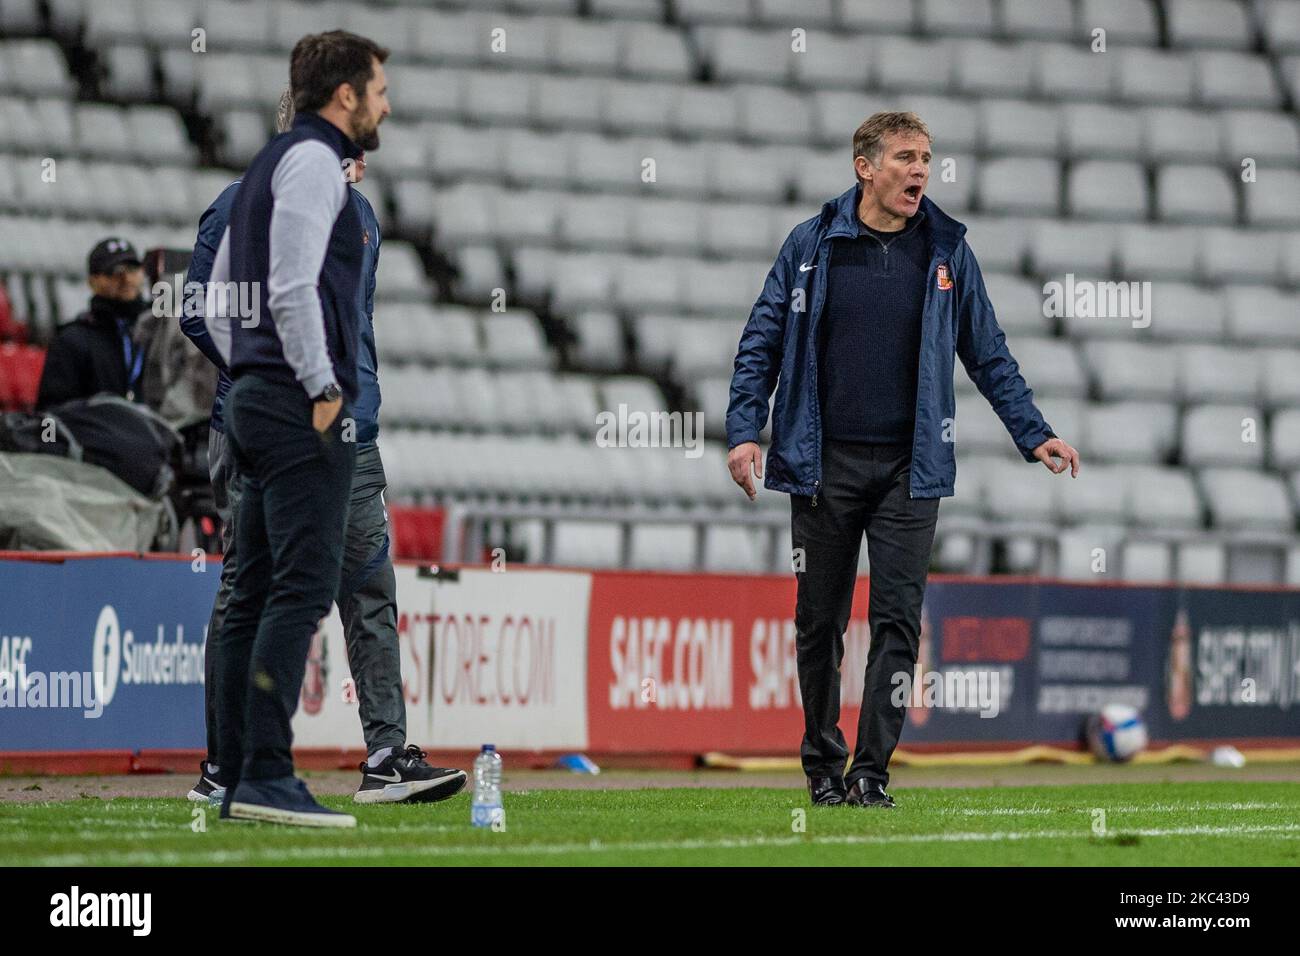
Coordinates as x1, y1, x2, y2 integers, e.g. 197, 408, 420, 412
215, 374, 356, 783
203, 438, 405, 767
792, 439, 939, 788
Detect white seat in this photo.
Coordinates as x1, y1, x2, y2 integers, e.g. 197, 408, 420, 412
1117, 49, 1194, 104
1245, 170, 1300, 227
703, 526, 769, 573
1220, 110, 1300, 165
1116, 224, 1201, 281
548, 17, 621, 73
705, 27, 794, 84
1061, 104, 1144, 159
481, 310, 551, 369
599, 80, 677, 135
1067, 161, 1147, 220
1126, 467, 1203, 529
1141, 106, 1222, 163
954, 40, 1034, 96
981, 99, 1061, 155
102, 45, 154, 99
1031, 222, 1118, 276
671, 86, 737, 139
981, 273, 1050, 334
631, 198, 703, 254
1122, 541, 1173, 583
876, 36, 954, 93
615, 22, 691, 80
1055, 524, 1127, 580
628, 524, 697, 571
1269, 408, 1300, 470
1084, 341, 1179, 401
1199, 468, 1294, 531
1194, 51, 1282, 107
1225, 287, 1300, 344
1078, 0, 1159, 45
1181, 404, 1266, 467
1262, 351, 1300, 409
791, 32, 874, 89
1085, 402, 1179, 463
1148, 282, 1225, 340
1177, 541, 1226, 585
920, 0, 996, 36
553, 521, 623, 569
1262, 1, 1300, 53
1000, 0, 1074, 39
1176, 344, 1260, 403
571, 311, 625, 372
837, 0, 916, 33
737, 85, 813, 144
1199, 228, 1284, 284
1033, 43, 1114, 101
1165, 0, 1253, 49
1064, 463, 1129, 524
978, 157, 1059, 215
559, 193, 631, 250
1156, 164, 1237, 224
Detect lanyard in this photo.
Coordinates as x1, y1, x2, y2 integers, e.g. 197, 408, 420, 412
117, 319, 143, 396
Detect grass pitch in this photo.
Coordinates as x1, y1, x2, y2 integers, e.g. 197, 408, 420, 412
3, 776, 1299, 866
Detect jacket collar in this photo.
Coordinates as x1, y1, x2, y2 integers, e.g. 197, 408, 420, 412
292, 111, 364, 161
821, 184, 966, 259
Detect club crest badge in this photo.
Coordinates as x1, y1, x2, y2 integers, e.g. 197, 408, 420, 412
936, 264, 953, 290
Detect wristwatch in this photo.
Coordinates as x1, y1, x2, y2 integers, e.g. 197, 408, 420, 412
314, 383, 342, 403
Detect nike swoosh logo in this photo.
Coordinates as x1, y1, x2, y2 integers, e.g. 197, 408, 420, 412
799, 263, 816, 272
367, 770, 402, 782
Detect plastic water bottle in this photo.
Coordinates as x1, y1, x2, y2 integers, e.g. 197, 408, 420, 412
471, 744, 503, 829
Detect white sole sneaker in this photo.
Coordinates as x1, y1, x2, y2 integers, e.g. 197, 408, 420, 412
354, 770, 467, 805
228, 801, 358, 828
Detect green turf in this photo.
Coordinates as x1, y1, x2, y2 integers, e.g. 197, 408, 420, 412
3, 781, 1299, 866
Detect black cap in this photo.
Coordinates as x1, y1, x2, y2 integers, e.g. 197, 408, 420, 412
87, 237, 142, 276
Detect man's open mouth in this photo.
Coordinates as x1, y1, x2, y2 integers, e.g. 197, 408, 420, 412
904, 185, 923, 201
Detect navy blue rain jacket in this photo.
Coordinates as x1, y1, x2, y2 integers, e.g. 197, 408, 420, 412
726, 186, 1054, 499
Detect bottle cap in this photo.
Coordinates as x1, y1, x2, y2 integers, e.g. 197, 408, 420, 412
481, 744, 495, 752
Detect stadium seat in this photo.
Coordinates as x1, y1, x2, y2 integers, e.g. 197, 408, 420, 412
1198, 468, 1294, 531
1122, 540, 1173, 582
1126, 467, 1203, 529
1177, 540, 1226, 584
1181, 404, 1266, 468
1084, 402, 1179, 464
628, 523, 697, 571
1156, 165, 1237, 224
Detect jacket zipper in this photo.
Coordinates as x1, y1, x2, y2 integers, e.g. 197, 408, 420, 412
811, 480, 819, 507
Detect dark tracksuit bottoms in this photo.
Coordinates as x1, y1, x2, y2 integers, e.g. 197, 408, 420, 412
795, 214, 940, 790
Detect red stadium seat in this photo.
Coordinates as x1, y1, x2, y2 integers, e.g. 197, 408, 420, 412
14, 346, 45, 411
387, 505, 445, 561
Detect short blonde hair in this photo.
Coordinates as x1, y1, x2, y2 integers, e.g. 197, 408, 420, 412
853, 111, 932, 173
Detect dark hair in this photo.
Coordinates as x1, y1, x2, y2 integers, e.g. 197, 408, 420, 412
289, 31, 389, 114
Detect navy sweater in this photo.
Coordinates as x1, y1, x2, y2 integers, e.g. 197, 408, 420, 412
817, 212, 929, 444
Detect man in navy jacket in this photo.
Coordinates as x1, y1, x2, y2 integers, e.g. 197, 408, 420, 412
182, 90, 464, 813
727, 112, 1080, 809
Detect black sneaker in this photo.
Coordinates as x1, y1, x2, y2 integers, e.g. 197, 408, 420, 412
846, 778, 896, 808
186, 761, 226, 804
354, 745, 467, 805
808, 775, 848, 806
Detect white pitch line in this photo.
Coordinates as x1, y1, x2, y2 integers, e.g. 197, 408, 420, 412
15, 822, 1300, 868
938, 801, 1300, 816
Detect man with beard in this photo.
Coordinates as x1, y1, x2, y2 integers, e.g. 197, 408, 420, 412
37, 238, 149, 409
202, 31, 392, 827
184, 89, 464, 809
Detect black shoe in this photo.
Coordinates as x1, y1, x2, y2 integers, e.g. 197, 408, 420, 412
227, 775, 357, 828
846, 779, 896, 808
355, 745, 468, 805
186, 761, 226, 803
808, 775, 848, 806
